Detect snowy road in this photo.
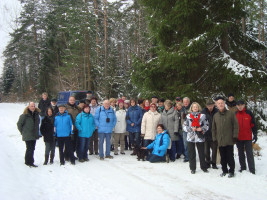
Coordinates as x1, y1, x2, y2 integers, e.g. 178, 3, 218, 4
0, 103, 267, 200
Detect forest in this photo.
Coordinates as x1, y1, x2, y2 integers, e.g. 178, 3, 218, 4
0, 0, 266, 102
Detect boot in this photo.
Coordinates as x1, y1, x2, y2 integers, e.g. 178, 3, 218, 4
50, 153, 54, 164
43, 155, 49, 165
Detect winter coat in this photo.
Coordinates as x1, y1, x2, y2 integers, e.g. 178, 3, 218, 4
114, 109, 127, 134
159, 107, 179, 141
147, 130, 170, 157
212, 109, 239, 147
54, 110, 73, 137
176, 109, 185, 135
157, 106, 164, 114
17, 107, 40, 141
94, 106, 117, 134
126, 105, 143, 133
236, 108, 257, 141
226, 100, 237, 113
40, 115, 54, 143
75, 111, 95, 138
90, 104, 100, 117
50, 105, 59, 117
201, 107, 218, 141
38, 99, 51, 117
183, 112, 209, 143
65, 103, 80, 131
141, 110, 161, 140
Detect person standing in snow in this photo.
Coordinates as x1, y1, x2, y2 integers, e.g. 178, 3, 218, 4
38, 92, 51, 136
212, 97, 239, 178
89, 97, 100, 155
54, 104, 75, 165
94, 100, 117, 160
50, 98, 59, 117
75, 104, 95, 162
175, 102, 185, 159
182, 97, 191, 162
40, 107, 56, 165
183, 102, 209, 174
114, 100, 127, 155
17, 102, 40, 167
235, 100, 257, 174
201, 98, 219, 169
142, 124, 170, 163
226, 93, 237, 113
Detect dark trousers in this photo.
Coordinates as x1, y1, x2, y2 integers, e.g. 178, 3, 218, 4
176, 134, 184, 156
45, 141, 55, 157
188, 142, 206, 171
146, 154, 166, 163
169, 141, 177, 161
89, 130, 98, 154
125, 135, 132, 149
236, 140, 255, 173
77, 137, 90, 160
129, 132, 141, 148
25, 140, 36, 165
144, 139, 153, 155
204, 140, 218, 164
219, 145, 235, 173
58, 137, 75, 164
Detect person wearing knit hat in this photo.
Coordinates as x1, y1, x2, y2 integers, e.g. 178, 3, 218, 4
226, 93, 237, 113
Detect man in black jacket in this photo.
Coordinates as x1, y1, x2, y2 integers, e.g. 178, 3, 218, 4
202, 98, 218, 169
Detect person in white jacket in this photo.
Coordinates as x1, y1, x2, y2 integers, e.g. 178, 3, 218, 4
114, 100, 127, 155
141, 103, 161, 148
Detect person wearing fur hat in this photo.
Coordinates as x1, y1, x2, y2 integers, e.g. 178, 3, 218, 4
75, 104, 95, 162
17, 102, 40, 167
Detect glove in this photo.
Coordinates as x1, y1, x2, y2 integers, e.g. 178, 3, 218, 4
252, 135, 257, 143
174, 132, 179, 136
71, 134, 75, 141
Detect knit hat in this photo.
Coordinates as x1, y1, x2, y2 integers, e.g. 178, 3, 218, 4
117, 99, 124, 105
215, 96, 225, 101
176, 97, 181, 101
58, 104, 66, 108
228, 93, 234, 98
236, 100, 245, 105
205, 98, 214, 105
51, 98, 57, 102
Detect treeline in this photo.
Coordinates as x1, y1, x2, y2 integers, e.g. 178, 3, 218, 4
0, 0, 266, 102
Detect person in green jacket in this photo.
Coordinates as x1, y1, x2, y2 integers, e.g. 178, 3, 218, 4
17, 102, 40, 167
212, 97, 239, 178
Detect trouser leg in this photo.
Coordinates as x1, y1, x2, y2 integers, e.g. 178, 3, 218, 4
237, 141, 247, 170
244, 140, 255, 173
196, 142, 207, 170
188, 142, 196, 171
219, 146, 228, 173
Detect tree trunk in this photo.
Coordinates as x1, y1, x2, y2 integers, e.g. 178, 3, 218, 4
103, 0, 108, 78
94, 0, 100, 64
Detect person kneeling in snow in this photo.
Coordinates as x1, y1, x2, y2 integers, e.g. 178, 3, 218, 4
141, 124, 170, 163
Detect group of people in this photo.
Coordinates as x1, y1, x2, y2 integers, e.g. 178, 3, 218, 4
17, 92, 258, 178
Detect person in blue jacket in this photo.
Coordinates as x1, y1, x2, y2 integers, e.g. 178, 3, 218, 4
54, 104, 75, 165
126, 99, 143, 155
142, 124, 170, 163
75, 104, 95, 162
94, 100, 117, 160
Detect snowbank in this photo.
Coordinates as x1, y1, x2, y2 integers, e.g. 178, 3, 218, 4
0, 103, 266, 200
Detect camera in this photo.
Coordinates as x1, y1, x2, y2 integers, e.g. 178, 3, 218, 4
106, 118, 110, 123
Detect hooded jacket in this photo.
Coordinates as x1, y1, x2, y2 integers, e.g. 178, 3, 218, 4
54, 110, 73, 137
114, 109, 127, 134
17, 107, 40, 141
126, 105, 143, 133
75, 111, 95, 138
94, 106, 117, 134
40, 114, 55, 143
141, 110, 161, 140
147, 130, 170, 157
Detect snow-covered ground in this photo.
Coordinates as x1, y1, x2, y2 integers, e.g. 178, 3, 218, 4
0, 103, 267, 200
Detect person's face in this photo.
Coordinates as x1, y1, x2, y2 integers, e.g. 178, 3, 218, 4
206, 104, 215, 112
145, 100, 150, 107
157, 126, 163, 133
152, 98, 158, 104
47, 109, 53, 116
42, 94, 48, 100
91, 99, 96, 106
150, 104, 157, 112
103, 101, 110, 109
122, 96, 126, 101
216, 100, 225, 111
228, 96, 234, 102
28, 103, 35, 112
164, 104, 171, 110
192, 104, 199, 112
130, 101, 136, 106
118, 102, 124, 109
59, 107, 66, 114
110, 101, 116, 107
183, 99, 190, 107
124, 103, 129, 109
79, 103, 85, 108
176, 104, 182, 110
84, 107, 90, 113
237, 104, 245, 111
158, 102, 164, 107
69, 97, 75, 105
51, 101, 56, 106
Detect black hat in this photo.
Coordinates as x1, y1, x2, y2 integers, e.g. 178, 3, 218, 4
151, 96, 158, 99
215, 96, 225, 101
51, 98, 57, 102
79, 99, 86, 104
58, 104, 66, 108
159, 98, 165, 103
228, 93, 234, 97
176, 97, 181, 101
236, 100, 245, 105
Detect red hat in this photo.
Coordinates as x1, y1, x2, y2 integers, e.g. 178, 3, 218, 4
117, 99, 124, 105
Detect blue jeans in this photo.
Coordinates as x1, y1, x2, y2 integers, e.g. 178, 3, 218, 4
168, 141, 177, 161
176, 134, 184, 156
77, 137, 90, 160
146, 154, 166, 163
98, 133, 112, 158
183, 131, 189, 161
129, 132, 141, 147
